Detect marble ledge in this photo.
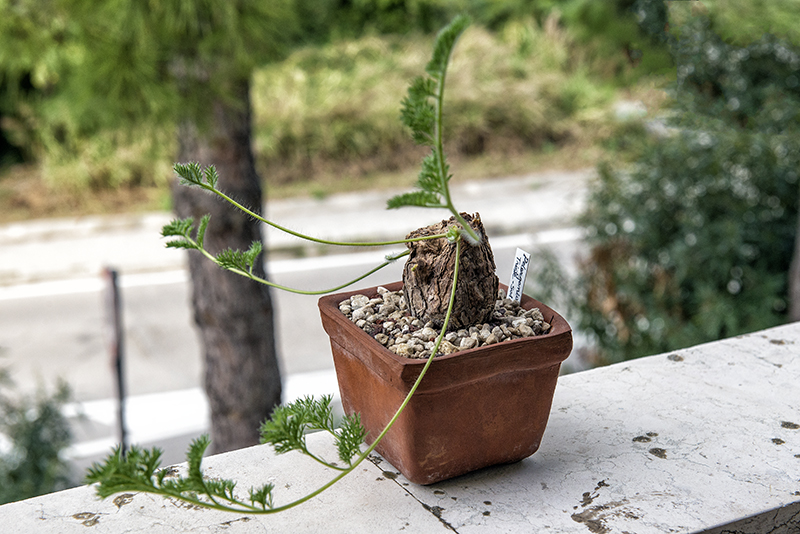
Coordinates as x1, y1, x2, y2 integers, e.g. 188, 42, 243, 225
1, 323, 799, 533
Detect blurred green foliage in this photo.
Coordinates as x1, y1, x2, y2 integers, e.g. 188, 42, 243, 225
574, 0, 800, 364
0, 0, 297, 191
0, 0, 671, 198
0, 370, 73, 504
252, 0, 673, 184
252, 21, 622, 184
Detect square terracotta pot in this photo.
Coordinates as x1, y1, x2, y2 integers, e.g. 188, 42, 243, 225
318, 281, 572, 485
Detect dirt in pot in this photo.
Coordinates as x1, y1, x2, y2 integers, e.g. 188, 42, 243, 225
338, 287, 551, 359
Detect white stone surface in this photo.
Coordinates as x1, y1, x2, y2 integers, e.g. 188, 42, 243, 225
2, 324, 799, 533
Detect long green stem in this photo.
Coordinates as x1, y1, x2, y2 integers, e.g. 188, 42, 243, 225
95, 15, 479, 516
194, 245, 411, 295
209, 186, 447, 248
211, 238, 461, 514
431, 50, 480, 245
123, 239, 462, 515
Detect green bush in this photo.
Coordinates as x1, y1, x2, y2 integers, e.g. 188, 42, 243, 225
575, 6, 800, 363
1, 0, 670, 200
251, 15, 652, 184
0, 371, 73, 504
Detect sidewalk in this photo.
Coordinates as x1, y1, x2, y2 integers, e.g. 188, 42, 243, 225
0, 169, 592, 287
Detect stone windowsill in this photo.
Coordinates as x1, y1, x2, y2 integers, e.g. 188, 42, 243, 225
1, 324, 798, 533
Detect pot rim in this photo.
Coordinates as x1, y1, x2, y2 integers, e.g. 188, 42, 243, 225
318, 281, 573, 372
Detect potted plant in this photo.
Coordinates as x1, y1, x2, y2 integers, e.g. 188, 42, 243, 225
319, 282, 572, 485
86, 14, 572, 512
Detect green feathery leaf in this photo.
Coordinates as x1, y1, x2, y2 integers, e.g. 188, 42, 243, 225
86, 435, 276, 512
196, 214, 210, 249
386, 191, 443, 209
161, 217, 200, 250
161, 217, 195, 238
174, 162, 205, 187
400, 76, 436, 145
173, 162, 220, 190
249, 483, 276, 510
426, 14, 471, 80
164, 240, 198, 250
260, 402, 309, 456
417, 151, 447, 193
204, 166, 220, 190
186, 435, 211, 492
242, 240, 263, 274
388, 13, 476, 246
214, 240, 262, 273
259, 395, 364, 469
85, 444, 166, 498
335, 414, 367, 466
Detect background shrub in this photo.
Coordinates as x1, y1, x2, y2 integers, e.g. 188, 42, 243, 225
574, 4, 800, 364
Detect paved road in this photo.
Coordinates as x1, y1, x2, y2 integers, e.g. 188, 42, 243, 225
0, 169, 592, 468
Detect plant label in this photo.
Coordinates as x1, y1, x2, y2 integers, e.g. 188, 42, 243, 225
508, 248, 531, 303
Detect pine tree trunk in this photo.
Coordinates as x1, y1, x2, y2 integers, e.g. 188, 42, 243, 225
403, 213, 498, 330
172, 79, 281, 454
789, 203, 800, 322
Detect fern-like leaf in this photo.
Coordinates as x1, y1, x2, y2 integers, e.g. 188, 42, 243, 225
260, 403, 309, 456
249, 483, 275, 510
417, 151, 447, 194
174, 162, 205, 187
335, 414, 366, 466
204, 166, 219, 189
85, 444, 165, 498
164, 239, 198, 250
161, 217, 194, 238
386, 191, 443, 209
242, 240, 263, 273
161, 217, 200, 250
196, 214, 210, 249
426, 14, 471, 80
259, 395, 365, 470
215, 249, 245, 272
185, 435, 211, 492
400, 76, 436, 144
390, 15, 471, 223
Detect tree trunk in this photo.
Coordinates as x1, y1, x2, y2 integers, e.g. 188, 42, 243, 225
403, 213, 498, 330
172, 79, 281, 454
789, 201, 800, 322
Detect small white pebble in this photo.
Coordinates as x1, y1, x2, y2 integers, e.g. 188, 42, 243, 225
518, 325, 534, 337
460, 337, 478, 350
350, 295, 369, 308
394, 343, 412, 356
340, 289, 546, 357
438, 340, 459, 355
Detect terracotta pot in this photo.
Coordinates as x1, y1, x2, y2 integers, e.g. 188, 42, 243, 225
318, 281, 573, 485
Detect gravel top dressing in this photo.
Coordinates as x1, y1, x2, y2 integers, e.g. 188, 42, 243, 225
339, 287, 551, 359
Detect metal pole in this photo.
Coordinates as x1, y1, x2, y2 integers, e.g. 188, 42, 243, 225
104, 267, 128, 455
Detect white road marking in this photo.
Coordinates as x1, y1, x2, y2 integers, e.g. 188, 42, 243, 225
62, 369, 340, 459
0, 227, 584, 301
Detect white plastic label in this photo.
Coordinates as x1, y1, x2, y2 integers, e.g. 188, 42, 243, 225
507, 248, 531, 303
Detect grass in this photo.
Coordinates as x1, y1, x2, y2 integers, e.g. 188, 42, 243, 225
0, 16, 673, 224
0, 166, 171, 223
